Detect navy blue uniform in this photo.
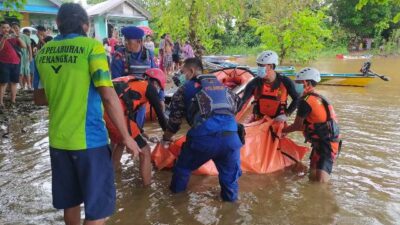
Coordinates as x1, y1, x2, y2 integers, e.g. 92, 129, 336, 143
167, 75, 242, 201
110, 47, 156, 79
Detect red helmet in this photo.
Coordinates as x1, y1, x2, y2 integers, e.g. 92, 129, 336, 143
144, 68, 166, 89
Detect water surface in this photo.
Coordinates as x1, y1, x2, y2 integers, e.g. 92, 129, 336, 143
1, 56, 399, 225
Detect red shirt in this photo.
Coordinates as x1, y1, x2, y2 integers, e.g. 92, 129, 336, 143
108, 38, 117, 54
0, 37, 20, 64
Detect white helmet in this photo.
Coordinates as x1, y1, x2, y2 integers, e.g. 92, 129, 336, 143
256, 50, 279, 66
295, 67, 321, 82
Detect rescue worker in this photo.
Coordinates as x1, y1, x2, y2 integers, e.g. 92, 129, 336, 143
239, 50, 299, 121
110, 26, 161, 129
162, 58, 243, 202
110, 26, 156, 78
282, 67, 341, 183
104, 68, 167, 186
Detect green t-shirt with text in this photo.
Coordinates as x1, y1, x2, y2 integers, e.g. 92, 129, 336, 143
34, 34, 113, 150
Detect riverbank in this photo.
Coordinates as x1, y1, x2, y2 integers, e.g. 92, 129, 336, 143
218, 44, 399, 61
218, 45, 350, 58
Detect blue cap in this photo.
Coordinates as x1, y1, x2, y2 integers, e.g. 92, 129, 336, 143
121, 26, 145, 40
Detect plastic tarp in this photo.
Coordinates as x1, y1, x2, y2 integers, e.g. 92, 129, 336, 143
151, 67, 309, 175
152, 117, 309, 175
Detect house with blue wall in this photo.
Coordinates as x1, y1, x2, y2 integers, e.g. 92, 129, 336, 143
1, 0, 151, 42
0, 0, 61, 30
87, 0, 151, 41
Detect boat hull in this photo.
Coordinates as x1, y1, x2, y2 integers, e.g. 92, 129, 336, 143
286, 73, 376, 87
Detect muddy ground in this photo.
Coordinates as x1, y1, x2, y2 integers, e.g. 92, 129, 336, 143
0, 90, 45, 139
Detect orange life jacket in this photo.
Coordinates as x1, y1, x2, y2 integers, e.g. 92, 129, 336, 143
104, 76, 149, 142
255, 78, 288, 118
302, 92, 340, 143
113, 76, 149, 120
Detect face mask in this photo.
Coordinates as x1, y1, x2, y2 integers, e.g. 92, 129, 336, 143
257, 66, 266, 78
294, 83, 304, 95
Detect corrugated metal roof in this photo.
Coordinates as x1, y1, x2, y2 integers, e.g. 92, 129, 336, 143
87, 0, 150, 19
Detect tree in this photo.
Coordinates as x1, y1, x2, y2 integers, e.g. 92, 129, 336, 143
357, 0, 400, 22
330, 0, 392, 38
0, 0, 27, 20
218, 0, 262, 48
252, 0, 331, 63
146, 0, 243, 56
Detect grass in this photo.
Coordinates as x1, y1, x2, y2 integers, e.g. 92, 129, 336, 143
317, 46, 349, 58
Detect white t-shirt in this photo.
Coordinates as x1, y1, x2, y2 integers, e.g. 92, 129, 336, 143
144, 41, 155, 51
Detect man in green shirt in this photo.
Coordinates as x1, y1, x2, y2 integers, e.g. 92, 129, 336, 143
34, 3, 140, 224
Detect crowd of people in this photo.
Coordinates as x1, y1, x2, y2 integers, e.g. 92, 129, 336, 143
0, 16, 195, 112
103, 29, 195, 79
1, 2, 341, 224
0, 21, 53, 110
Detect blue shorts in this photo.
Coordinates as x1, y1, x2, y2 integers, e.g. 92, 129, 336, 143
0, 62, 20, 83
50, 145, 116, 220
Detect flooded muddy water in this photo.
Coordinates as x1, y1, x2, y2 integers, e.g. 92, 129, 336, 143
0, 56, 399, 224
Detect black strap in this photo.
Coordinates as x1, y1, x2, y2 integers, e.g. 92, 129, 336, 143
269, 126, 279, 140
272, 74, 283, 90
279, 149, 300, 163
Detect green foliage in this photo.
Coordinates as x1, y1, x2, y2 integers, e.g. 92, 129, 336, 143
357, 0, 400, 22
220, 45, 264, 56
147, 0, 243, 55
0, 0, 27, 20
332, 0, 392, 38
318, 45, 349, 58
254, 7, 331, 64
214, 0, 262, 50
380, 29, 400, 54
325, 24, 352, 48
